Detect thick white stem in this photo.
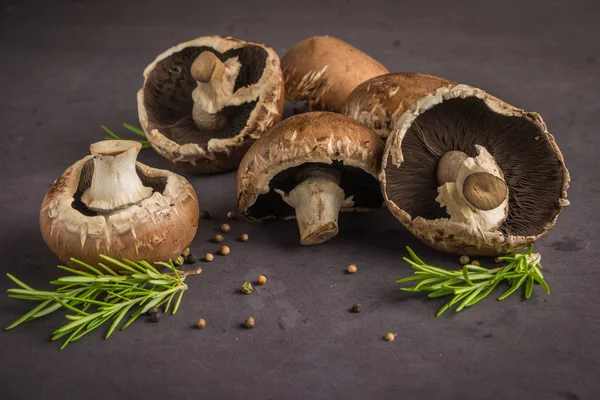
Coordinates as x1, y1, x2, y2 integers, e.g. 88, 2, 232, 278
190, 51, 228, 131
81, 141, 153, 213
278, 168, 345, 245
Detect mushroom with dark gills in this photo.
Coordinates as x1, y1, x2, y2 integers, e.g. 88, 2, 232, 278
381, 84, 570, 256
137, 36, 285, 174
281, 36, 389, 113
40, 140, 200, 267
237, 112, 384, 245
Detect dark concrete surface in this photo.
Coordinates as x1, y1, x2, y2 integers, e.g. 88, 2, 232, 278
1, 0, 599, 399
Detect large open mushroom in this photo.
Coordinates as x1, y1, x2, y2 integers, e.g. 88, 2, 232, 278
138, 36, 285, 174
40, 140, 199, 267
237, 112, 384, 245
342, 73, 455, 139
281, 36, 389, 113
381, 84, 570, 255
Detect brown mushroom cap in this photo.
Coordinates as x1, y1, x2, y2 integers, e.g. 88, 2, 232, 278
40, 157, 199, 267
281, 36, 389, 113
137, 36, 285, 174
381, 84, 570, 256
237, 112, 384, 220
342, 73, 455, 139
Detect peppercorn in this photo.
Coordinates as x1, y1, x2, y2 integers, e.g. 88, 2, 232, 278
148, 314, 161, 323
174, 255, 185, 266
200, 210, 211, 220
257, 275, 267, 285
347, 264, 358, 274
471, 260, 481, 267
227, 211, 236, 219
351, 303, 362, 313
196, 318, 206, 329
239, 233, 249, 242
244, 316, 255, 328
219, 245, 230, 256
182, 247, 191, 257
460, 255, 470, 265
204, 253, 214, 262
214, 234, 224, 243
383, 333, 396, 342
185, 254, 197, 264
221, 223, 231, 233
241, 282, 253, 294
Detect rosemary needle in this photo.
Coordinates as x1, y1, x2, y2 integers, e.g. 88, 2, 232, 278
5, 256, 201, 350
396, 245, 549, 317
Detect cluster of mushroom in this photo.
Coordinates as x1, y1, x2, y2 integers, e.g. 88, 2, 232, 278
40, 34, 570, 267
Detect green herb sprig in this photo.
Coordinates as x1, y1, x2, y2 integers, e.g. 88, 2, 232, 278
6, 256, 201, 349
396, 245, 549, 317
101, 123, 151, 149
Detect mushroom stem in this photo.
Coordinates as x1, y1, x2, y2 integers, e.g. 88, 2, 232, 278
191, 51, 228, 131
81, 141, 153, 213
284, 167, 345, 245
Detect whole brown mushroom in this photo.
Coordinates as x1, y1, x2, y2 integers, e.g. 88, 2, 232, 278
40, 140, 200, 267
138, 36, 285, 174
237, 112, 384, 245
281, 36, 389, 112
380, 84, 570, 255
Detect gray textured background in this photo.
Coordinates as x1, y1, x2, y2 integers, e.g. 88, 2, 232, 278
1, 0, 599, 399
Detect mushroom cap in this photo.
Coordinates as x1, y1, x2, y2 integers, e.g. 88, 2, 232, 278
40, 157, 199, 267
381, 84, 570, 256
342, 73, 455, 139
237, 112, 384, 220
281, 36, 389, 112
137, 36, 285, 174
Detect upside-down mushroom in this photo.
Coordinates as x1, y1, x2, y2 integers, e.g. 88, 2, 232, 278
40, 140, 199, 267
380, 84, 570, 255
138, 36, 285, 174
281, 36, 389, 113
237, 112, 384, 245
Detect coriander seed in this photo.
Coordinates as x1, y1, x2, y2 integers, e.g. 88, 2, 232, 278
494, 257, 502, 264
383, 332, 396, 342
257, 275, 267, 285
183, 247, 191, 257
214, 233, 224, 243
471, 260, 481, 266
219, 245, 230, 256
174, 255, 185, 266
241, 282, 253, 294
196, 318, 206, 329
204, 253, 214, 262
347, 264, 358, 274
351, 303, 362, 313
227, 211, 236, 219
239, 233, 249, 242
221, 223, 231, 233
459, 255, 470, 265
245, 316, 255, 328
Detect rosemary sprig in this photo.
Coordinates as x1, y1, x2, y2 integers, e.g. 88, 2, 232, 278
101, 123, 151, 149
396, 245, 549, 317
5, 256, 201, 350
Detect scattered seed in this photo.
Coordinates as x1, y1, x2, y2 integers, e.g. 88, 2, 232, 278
494, 257, 503, 264
383, 333, 396, 342
460, 255, 470, 265
204, 253, 214, 262
182, 247, 191, 257
146, 307, 160, 317
196, 318, 206, 329
257, 275, 267, 285
184, 254, 197, 264
148, 314, 161, 323
174, 255, 185, 266
221, 223, 231, 233
351, 303, 363, 313
245, 316, 255, 328
227, 211, 236, 219
201, 210, 211, 220
219, 245, 230, 256
241, 282, 253, 294
214, 234, 224, 243
347, 264, 358, 274
239, 233, 249, 242
471, 260, 481, 266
